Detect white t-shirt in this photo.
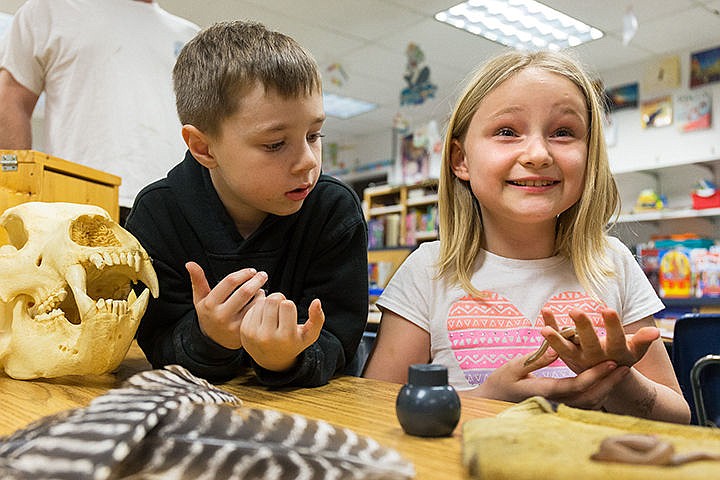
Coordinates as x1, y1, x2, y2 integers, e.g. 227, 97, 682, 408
376, 237, 664, 391
0, 0, 200, 207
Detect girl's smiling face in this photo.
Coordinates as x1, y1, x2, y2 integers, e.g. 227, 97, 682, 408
451, 66, 588, 237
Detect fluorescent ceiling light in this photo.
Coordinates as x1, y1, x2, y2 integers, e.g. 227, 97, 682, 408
323, 93, 377, 119
435, 0, 603, 51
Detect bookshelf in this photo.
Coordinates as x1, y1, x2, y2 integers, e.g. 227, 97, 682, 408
364, 180, 439, 321
364, 179, 439, 249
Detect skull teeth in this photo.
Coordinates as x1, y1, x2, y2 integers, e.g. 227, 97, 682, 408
29, 289, 68, 317
29, 248, 158, 324
67, 263, 94, 317
90, 253, 104, 269
34, 308, 65, 323
64, 248, 158, 324
88, 249, 145, 272
95, 298, 128, 315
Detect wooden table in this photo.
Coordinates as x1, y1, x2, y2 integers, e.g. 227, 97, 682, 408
0, 344, 510, 479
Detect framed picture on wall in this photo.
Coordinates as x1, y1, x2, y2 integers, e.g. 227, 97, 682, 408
605, 82, 639, 111
675, 90, 712, 132
690, 46, 720, 88
643, 55, 680, 94
641, 96, 673, 128
400, 133, 429, 184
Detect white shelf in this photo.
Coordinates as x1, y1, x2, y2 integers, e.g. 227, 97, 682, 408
368, 204, 403, 216
611, 158, 720, 248
616, 207, 720, 223
414, 230, 439, 241
611, 157, 720, 175
332, 167, 389, 183
407, 193, 438, 207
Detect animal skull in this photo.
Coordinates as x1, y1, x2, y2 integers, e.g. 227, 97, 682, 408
0, 202, 159, 379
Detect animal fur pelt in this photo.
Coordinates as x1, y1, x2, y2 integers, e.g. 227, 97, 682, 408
0, 365, 415, 479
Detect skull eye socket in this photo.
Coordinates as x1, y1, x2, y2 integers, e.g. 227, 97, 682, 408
70, 215, 121, 247
1, 215, 28, 249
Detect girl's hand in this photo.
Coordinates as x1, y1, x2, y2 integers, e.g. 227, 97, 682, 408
473, 348, 631, 410
538, 308, 659, 374
542, 361, 632, 410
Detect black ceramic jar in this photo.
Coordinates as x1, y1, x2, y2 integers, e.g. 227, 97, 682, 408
395, 364, 461, 437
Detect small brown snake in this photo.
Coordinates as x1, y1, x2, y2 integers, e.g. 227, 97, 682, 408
524, 326, 579, 367
591, 434, 720, 465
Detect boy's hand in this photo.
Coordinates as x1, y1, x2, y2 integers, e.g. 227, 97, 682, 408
240, 293, 325, 372
537, 308, 659, 373
186, 261, 267, 350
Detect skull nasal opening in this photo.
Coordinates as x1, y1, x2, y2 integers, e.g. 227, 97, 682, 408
70, 215, 122, 247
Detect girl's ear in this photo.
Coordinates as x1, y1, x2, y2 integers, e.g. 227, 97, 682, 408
450, 139, 470, 181
182, 124, 217, 169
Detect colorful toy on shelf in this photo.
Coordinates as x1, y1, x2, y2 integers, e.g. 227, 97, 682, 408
634, 188, 666, 212
650, 234, 718, 298
692, 179, 720, 210
695, 247, 720, 298
659, 249, 692, 298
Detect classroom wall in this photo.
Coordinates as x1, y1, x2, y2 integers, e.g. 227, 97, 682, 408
348, 40, 720, 177
601, 43, 720, 173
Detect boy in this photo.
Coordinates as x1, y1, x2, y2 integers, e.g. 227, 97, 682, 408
125, 21, 368, 386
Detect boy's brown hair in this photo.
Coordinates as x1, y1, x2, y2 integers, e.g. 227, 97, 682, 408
173, 20, 322, 137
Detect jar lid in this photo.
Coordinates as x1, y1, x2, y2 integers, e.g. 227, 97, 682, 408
408, 363, 448, 386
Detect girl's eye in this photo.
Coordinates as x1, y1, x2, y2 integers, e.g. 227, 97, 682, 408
553, 128, 574, 138
264, 141, 285, 152
308, 133, 326, 143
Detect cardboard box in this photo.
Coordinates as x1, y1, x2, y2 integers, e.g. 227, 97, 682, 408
0, 149, 121, 221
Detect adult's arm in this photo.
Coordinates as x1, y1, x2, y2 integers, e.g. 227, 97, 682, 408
0, 69, 38, 148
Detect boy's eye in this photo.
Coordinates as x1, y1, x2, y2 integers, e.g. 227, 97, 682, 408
264, 141, 285, 152
308, 133, 326, 143
496, 128, 515, 137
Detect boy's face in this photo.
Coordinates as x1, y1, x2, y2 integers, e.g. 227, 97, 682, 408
205, 84, 325, 235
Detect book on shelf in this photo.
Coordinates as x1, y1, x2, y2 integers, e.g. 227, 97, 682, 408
404, 206, 438, 244
384, 213, 401, 247
368, 217, 385, 249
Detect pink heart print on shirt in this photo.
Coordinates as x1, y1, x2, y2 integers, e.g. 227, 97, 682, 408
447, 291, 607, 385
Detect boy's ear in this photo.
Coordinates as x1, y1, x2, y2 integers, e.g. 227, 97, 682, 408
182, 124, 217, 169
450, 139, 470, 181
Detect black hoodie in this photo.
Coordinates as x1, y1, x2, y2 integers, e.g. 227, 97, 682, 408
126, 152, 368, 386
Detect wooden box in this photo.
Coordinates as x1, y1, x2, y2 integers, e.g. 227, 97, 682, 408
0, 149, 121, 222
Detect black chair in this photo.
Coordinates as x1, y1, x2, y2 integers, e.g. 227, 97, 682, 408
671, 313, 720, 425
344, 330, 377, 377
690, 354, 720, 427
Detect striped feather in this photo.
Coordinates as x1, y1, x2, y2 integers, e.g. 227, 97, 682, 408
0, 366, 414, 480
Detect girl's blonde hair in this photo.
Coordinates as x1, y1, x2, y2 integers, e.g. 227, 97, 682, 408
437, 49, 619, 297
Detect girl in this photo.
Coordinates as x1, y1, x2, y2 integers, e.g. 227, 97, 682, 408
363, 50, 690, 424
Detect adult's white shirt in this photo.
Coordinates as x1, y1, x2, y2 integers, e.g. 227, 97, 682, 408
0, 0, 200, 207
